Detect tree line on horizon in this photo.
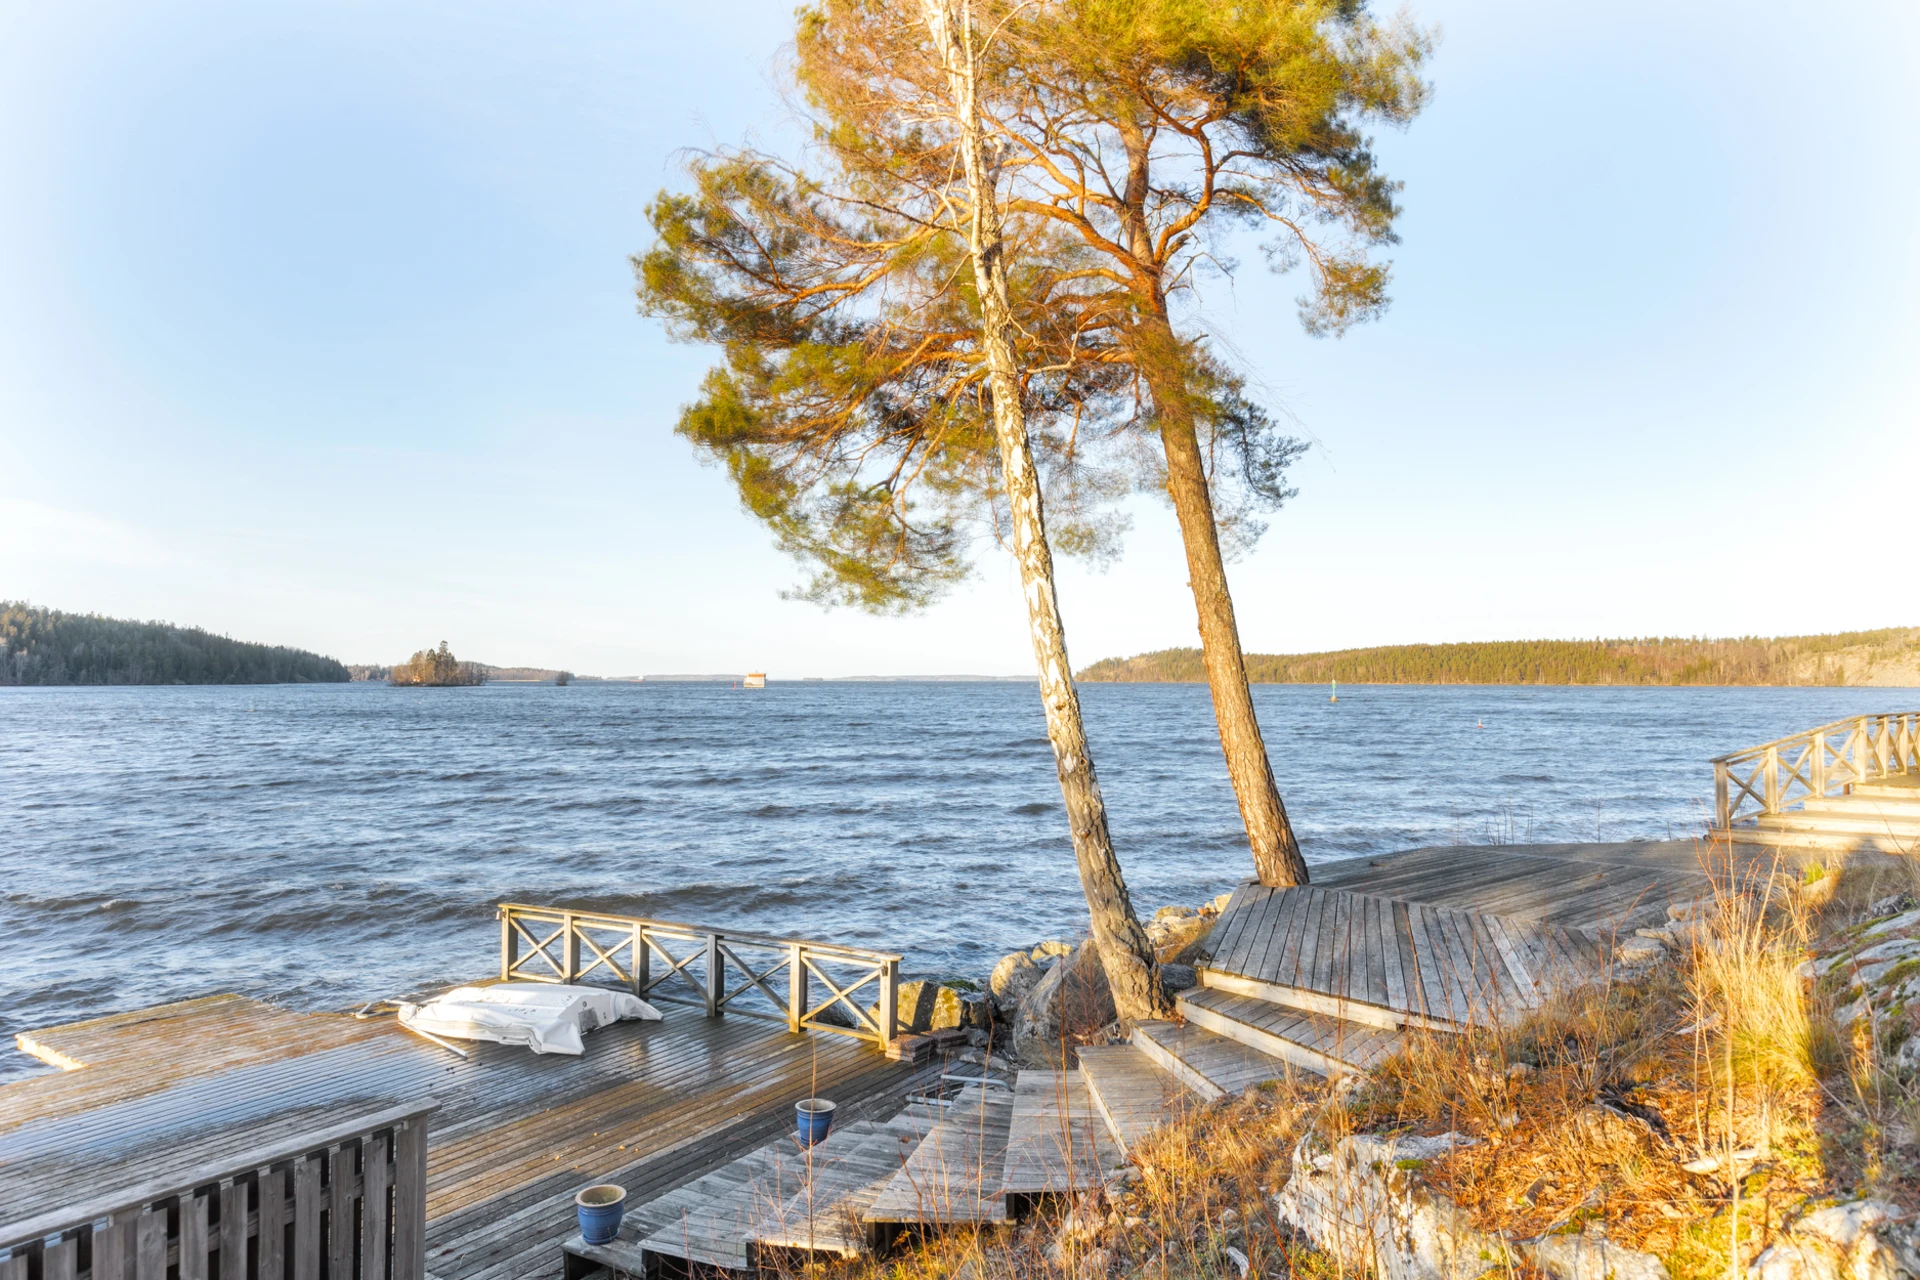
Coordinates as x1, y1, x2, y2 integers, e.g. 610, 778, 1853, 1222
0, 602, 350, 686
1079, 627, 1920, 686
388, 642, 488, 687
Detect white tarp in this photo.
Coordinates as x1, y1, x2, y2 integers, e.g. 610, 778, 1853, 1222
397, 982, 662, 1055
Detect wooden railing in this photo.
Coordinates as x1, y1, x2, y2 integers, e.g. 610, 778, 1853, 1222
0, 1101, 434, 1280
497, 904, 903, 1045
1713, 712, 1920, 830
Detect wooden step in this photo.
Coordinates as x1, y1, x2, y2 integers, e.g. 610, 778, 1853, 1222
1176, 988, 1403, 1076
1800, 794, 1920, 817
1729, 826, 1915, 854
1755, 811, 1920, 837
1852, 775, 1920, 798
1202, 883, 1599, 1031
1074, 1042, 1199, 1153
633, 1120, 895, 1270
999, 1070, 1125, 1201
1131, 1019, 1302, 1099
753, 1124, 919, 1256
863, 1089, 1013, 1225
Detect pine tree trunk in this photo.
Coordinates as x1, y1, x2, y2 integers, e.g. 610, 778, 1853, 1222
922, 0, 1165, 1021
1134, 314, 1309, 888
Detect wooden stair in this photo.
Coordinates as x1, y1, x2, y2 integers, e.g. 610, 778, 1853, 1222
565, 880, 1620, 1271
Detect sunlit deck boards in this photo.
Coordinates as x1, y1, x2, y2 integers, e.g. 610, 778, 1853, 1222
1204, 881, 1604, 1029
3, 993, 918, 1280
998, 1070, 1122, 1199
864, 1088, 1013, 1225
1308, 840, 1717, 935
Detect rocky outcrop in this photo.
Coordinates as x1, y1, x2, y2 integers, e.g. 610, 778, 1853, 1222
1747, 1201, 1920, 1280
1147, 904, 1220, 964
1276, 1131, 1670, 1280
1275, 1131, 1509, 1280
1012, 941, 1116, 1064
989, 941, 1073, 1016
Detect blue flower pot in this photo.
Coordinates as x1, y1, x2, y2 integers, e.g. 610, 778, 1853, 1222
795, 1097, 836, 1147
575, 1184, 627, 1245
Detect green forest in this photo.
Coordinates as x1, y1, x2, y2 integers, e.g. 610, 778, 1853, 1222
1080, 628, 1920, 687
0, 603, 350, 686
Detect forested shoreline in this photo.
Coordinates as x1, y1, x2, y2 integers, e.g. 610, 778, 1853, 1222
1081, 628, 1920, 687
0, 603, 350, 685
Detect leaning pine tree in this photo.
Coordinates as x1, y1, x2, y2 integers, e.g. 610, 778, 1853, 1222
918, 0, 1163, 1019
636, 2, 1165, 1016
805, 0, 1432, 886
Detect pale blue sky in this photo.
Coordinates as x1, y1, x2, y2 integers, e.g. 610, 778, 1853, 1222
2, 0, 1914, 676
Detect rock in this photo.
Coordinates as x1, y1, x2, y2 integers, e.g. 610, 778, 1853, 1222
1864, 909, 1920, 938
1146, 910, 1217, 964
1013, 941, 1117, 1063
1531, 1233, 1669, 1280
1275, 1131, 1505, 1280
1895, 1035, 1920, 1072
989, 951, 1045, 1014
1616, 937, 1669, 968
1159, 963, 1198, 992
958, 992, 991, 1029
1747, 1200, 1920, 1280
1867, 893, 1920, 918
876, 980, 967, 1033
1032, 940, 1074, 962
1210, 891, 1234, 914
1850, 939, 1920, 986
1633, 928, 1674, 944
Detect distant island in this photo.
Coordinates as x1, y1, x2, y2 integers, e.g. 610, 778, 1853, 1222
388, 642, 488, 687
1080, 627, 1920, 687
0, 602, 350, 686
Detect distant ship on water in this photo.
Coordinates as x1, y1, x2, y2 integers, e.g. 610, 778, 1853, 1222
742, 672, 767, 689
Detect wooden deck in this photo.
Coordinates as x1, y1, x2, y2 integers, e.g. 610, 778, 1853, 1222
1307, 839, 1720, 934
2, 993, 921, 1280
1203, 881, 1603, 1030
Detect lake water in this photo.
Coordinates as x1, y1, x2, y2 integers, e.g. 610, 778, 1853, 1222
1, 680, 1908, 1081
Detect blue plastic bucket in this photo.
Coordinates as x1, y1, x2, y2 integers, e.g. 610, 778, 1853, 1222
795, 1097, 836, 1147
575, 1184, 627, 1245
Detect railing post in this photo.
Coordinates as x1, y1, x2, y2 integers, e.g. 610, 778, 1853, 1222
704, 933, 723, 1017
879, 958, 900, 1044
1853, 719, 1870, 785
562, 912, 579, 983
788, 943, 806, 1034
1764, 746, 1781, 814
1714, 761, 1731, 830
630, 924, 644, 997
499, 909, 513, 981
1811, 729, 1828, 797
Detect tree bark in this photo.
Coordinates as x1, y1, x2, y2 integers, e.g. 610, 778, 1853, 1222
922, 0, 1165, 1021
1132, 314, 1310, 888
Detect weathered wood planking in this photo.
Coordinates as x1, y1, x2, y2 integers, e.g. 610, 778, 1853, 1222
1073, 1044, 1198, 1152
998, 1070, 1123, 1197
864, 1090, 1013, 1225
4, 993, 920, 1280
1306, 842, 1717, 935
1128, 1020, 1297, 1101
1202, 883, 1601, 1030
1177, 988, 1403, 1074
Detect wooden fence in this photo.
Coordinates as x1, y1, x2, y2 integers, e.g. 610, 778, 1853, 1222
0, 1101, 434, 1280
498, 903, 903, 1045
1713, 711, 1920, 830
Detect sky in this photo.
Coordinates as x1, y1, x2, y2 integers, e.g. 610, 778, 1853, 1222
1, 0, 1915, 677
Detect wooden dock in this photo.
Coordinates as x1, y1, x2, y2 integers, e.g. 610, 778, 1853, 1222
3, 990, 925, 1280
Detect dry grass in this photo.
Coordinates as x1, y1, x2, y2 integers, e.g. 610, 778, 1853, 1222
774, 846, 1920, 1280
1340, 845, 1919, 1280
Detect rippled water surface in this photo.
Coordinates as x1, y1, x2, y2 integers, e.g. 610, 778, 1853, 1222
2, 680, 1907, 1080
